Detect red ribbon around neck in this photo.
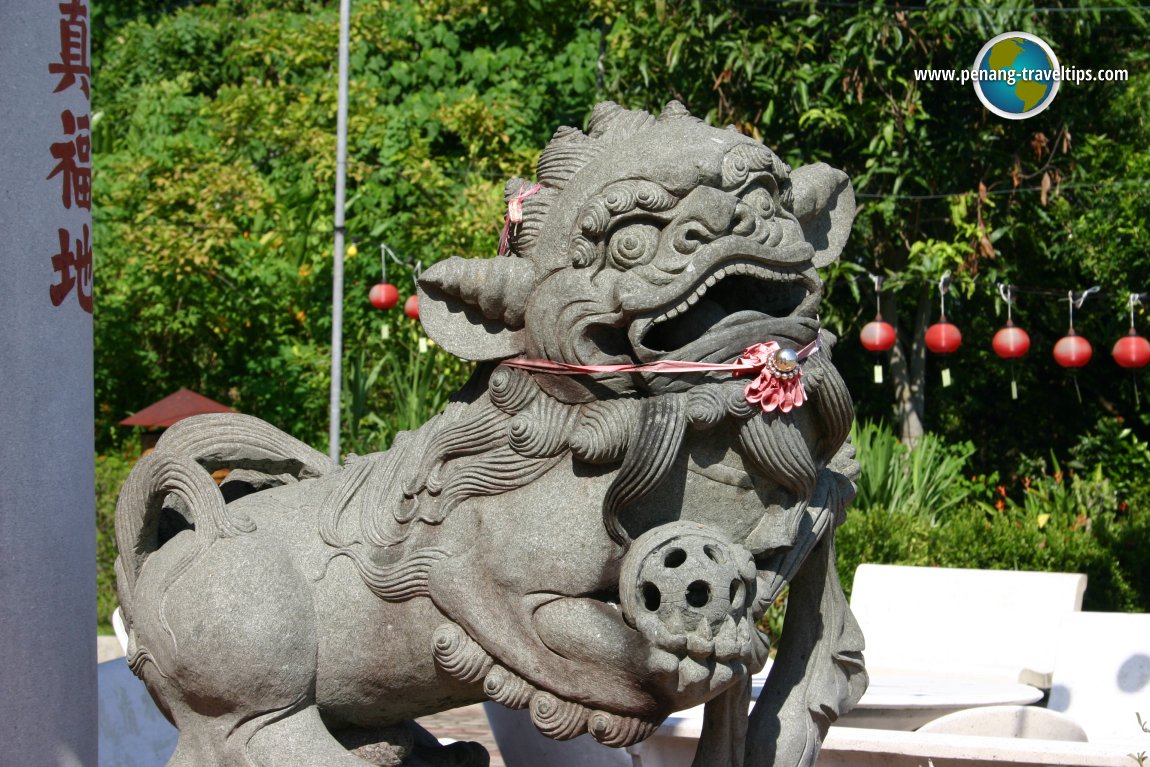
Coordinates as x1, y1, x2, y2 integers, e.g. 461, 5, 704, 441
502, 338, 820, 413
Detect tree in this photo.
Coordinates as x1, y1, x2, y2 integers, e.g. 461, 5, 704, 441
94, 0, 1150, 473
599, 0, 1150, 457
93, 0, 604, 450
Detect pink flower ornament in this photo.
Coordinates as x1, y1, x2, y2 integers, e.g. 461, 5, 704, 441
736, 341, 807, 413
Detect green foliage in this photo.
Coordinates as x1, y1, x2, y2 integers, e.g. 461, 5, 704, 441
93, 0, 603, 453
95, 449, 138, 628
1070, 416, 1150, 510
840, 422, 1150, 612
342, 323, 467, 456
93, 0, 1150, 468
851, 420, 979, 520
837, 499, 1150, 612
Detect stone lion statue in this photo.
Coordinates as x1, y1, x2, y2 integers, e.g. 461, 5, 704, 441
115, 101, 866, 767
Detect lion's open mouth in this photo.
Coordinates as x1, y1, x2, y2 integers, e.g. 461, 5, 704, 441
630, 260, 822, 363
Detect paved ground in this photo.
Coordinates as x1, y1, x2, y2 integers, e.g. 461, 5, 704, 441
101, 636, 507, 766
417, 703, 504, 767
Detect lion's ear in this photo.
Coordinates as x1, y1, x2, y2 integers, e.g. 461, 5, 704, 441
790, 163, 855, 268
417, 256, 535, 361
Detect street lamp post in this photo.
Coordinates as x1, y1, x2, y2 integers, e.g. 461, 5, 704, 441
328, 0, 351, 462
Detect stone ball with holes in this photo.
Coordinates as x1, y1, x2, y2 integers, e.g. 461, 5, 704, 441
619, 521, 758, 675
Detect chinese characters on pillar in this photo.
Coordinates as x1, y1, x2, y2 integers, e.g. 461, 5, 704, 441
50, 224, 93, 312
49, 0, 90, 97
48, 110, 91, 211
46, 0, 92, 313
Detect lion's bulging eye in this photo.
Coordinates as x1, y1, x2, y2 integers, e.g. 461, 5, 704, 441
743, 187, 776, 219
607, 223, 660, 269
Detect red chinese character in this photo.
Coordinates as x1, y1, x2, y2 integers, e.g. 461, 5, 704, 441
47, 110, 91, 210
49, 0, 90, 97
49, 224, 93, 313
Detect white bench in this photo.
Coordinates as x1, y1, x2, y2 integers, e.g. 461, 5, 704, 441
485, 565, 1117, 766
848, 564, 1087, 688
628, 609, 1150, 767
1043, 611, 1150, 745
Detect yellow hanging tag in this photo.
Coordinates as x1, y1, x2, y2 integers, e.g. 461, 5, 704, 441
1011, 380, 1018, 400
418, 337, 428, 354
380, 324, 390, 341
873, 364, 883, 384
941, 368, 952, 388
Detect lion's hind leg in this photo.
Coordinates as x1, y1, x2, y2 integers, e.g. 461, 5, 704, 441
244, 705, 384, 767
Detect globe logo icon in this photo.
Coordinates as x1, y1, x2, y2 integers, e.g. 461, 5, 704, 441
973, 32, 1060, 119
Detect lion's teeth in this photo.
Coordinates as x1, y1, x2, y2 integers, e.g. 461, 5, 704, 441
678, 656, 711, 691
686, 620, 714, 657
686, 293, 700, 307
705, 274, 718, 288
737, 619, 753, 646
714, 616, 741, 660
655, 623, 688, 653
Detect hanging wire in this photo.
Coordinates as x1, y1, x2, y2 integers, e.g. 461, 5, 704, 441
1066, 285, 1101, 329
870, 273, 884, 317
1129, 292, 1143, 329
937, 271, 952, 319
1129, 293, 1146, 407
379, 241, 423, 289
997, 283, 1023, 400
998, 283, 1016, 323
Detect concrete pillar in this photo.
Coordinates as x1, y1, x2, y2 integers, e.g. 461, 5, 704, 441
0, 2, 98, 765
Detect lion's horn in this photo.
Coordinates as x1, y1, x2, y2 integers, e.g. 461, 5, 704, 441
419, 255, 536, 329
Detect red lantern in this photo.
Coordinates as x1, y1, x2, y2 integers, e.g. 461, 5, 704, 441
1053, 331, 1092, 368
369, 283, 399, 310
860, 319, 896, 352
925, 321, 962, 354
404, 294, 420, 320
1113, 330, 1150, 369
992, 321, 1031, 359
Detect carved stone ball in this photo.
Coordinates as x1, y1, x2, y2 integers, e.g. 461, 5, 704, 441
619, 521, 757, 648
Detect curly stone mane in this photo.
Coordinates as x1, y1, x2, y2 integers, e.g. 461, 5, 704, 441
505, 101, 792, 263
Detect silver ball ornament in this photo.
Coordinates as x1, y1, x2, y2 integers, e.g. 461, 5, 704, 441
773, 347, 799, 373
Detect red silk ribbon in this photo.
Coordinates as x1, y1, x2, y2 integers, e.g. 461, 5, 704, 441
502, 338, 820, 413
498, 182, 542, 256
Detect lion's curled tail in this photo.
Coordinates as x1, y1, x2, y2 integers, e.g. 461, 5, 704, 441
114, 413, 337, 642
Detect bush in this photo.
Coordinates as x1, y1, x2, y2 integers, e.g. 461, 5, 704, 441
851, 420, 983, 521
95, 448, 138, 630
1069, 415, 1150, 512
837, 423, 1150, 612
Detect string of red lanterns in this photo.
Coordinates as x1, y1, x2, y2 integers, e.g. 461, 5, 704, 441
368, 243, 420, 320
857, 279, 1150, 398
